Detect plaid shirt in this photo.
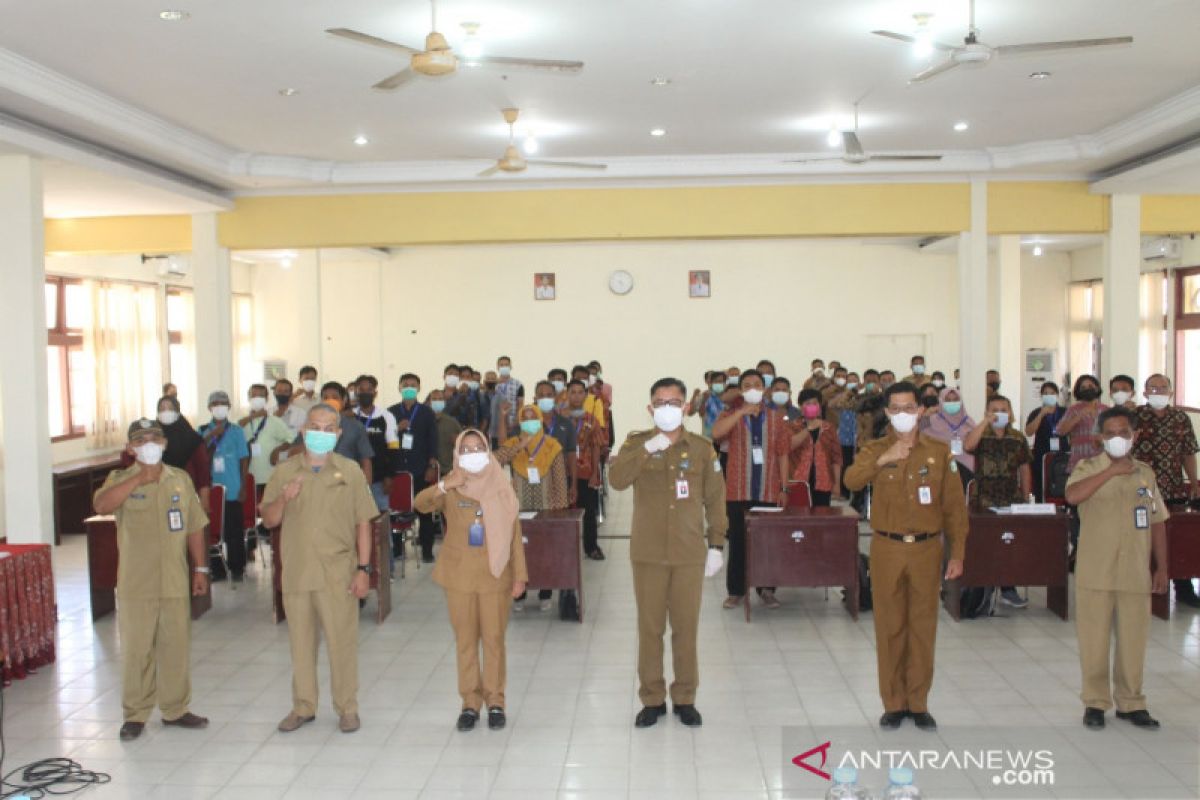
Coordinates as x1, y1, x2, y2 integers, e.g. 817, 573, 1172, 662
715, 404, 792, 503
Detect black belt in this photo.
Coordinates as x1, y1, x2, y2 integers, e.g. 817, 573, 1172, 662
875, 531, 938, 543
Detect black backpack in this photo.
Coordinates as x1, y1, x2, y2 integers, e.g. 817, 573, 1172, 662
960, 586, 996, 619
1045, 450, 1071, 501
843, 554, 873, 612
558, 589, 579, 621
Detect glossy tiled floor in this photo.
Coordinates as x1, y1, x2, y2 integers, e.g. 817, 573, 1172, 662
7, 490, 1200, 799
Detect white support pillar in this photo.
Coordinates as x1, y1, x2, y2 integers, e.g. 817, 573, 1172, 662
997, 235, 1023, 420
191, 213, 233, 406
1102, 195, 1141, 384
957, 179, 989, 420
0, 156, 53, 544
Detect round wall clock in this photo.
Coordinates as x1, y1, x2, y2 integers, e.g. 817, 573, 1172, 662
609, 270, 634, 295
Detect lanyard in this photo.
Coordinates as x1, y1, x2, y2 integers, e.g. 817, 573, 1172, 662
527, 433, 547, 461
356, 409, 380, 432
546, 415, 558, 438
743, 413, 764, 446
205, 423, 229, 452
248, 416, 267, 443
400, 403, 420, 425
938, 413, 971, 435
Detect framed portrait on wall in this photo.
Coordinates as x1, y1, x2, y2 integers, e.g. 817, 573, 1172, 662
689, 270, 711, 298
264, 360, 287, 382
534, 272, 556, 301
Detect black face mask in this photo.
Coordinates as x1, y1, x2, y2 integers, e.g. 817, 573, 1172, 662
1076, 386, 1099, 401
988, 381, 1001, 391
921, 395, 940, 408
357, 393, 375, 407
485, 381, 497, 390
275, 394, 290, 406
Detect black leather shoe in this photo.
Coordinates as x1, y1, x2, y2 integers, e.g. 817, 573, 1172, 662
634, 704, 667, 728
456, 709, 479, 731
487, 707, 506, 730
673, 704, 703, 727
911, 711, 937, 731
1116, 709, 1160, 729
1083, 707, 1106, 729
118, 721, 144, 741
879, 711, 907, 730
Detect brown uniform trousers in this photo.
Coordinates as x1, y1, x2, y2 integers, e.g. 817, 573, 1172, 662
416, 485, 528, 711
1067, 454, 1169, 712
263, 453, 379, 717
610, 429, 728, 706
96, 465, 208, 723
844, 432, 968, 713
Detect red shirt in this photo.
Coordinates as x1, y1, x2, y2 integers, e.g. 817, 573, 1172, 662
715, 404, 792, 503
790, 420, 844, 492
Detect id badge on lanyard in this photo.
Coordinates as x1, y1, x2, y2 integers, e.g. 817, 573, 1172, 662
676, 478, 690, 499
527, 467, 541, 484
1049, 437, 1060, 452
469, 510, 485, 546
918, 485, 933, 505
168, 508, 184, 532
402, 433, 414, 450
950, 437, 964, 456
752, 447, 765, 466
213, 456, 226, 473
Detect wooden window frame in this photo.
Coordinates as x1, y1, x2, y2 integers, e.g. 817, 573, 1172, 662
46, 276, 85, 442
1175, 266, 1200, 331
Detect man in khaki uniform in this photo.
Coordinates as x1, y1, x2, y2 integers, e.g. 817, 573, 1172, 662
844, 381, 968, 732
93, 419, 210, 741
901, 355, 931, 388
610, 377, 728, 729
1065, 406, 1169, 731
261, 403, 378, 734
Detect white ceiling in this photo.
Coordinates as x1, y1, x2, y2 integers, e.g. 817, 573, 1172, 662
1, 0, 1199, 208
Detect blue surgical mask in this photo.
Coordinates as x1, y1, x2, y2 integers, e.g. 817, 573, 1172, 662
304, 430, 336, 455
710, 382, 725, 394
467, 380, 480, 391
551, 380, 565, 394
401, 387, 419, 402
763, 375, 775, 387
520, 419, 542, 436
430, 400, 446, 414
536, 398, 556, 413
942, 401, 962, 415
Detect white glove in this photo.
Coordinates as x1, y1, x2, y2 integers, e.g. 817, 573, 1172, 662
704, 548, 724, 577
644, 432, 672, 454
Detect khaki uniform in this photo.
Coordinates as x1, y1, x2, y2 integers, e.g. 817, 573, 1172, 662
610, 429, 728, 706
262, 453, 378, 717
415, 486, 527, 711
844, 432, 968, 713
1066, 454, 1169, 712
96, 464, 208, 723
901, 373, 931, 388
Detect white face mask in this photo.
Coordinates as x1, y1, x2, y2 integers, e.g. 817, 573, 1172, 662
1041, 394, 1058, 407
551, 380, 565, 394
833, 378, 846, 387
498, 366, 512, 378
653, 405, 684, 432
912, 364, 926, 375
586, 374, 596, 386
158, 410, 179, 426
1104, 435, 1132, 459
771, 391, 790, 407
134, 441, 164, 465
889, 411, 919, 434
1111, 391, 1132, 405
1148, 394, 1170, 411
459, 451, 490, 473
991, 411, 1009, 428
931, 380, 945, 389
813, 368, 825, 377
249, 396, 267, 412
211, 405, 230, 421
742, 388, 764, 405
445, 375, 460, 388
301, 380, 316, 393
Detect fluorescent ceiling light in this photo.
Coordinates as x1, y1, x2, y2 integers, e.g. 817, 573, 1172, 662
523, 135, 539, 155
353, 135, 369, 146
1033, 245, 1044, 256
650, 128, 666, 137
826, 129, 842, 148
159, 10, 189, 21
953, 121, 969, 132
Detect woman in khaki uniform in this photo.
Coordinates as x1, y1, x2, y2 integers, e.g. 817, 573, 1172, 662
415, 428, 528, 732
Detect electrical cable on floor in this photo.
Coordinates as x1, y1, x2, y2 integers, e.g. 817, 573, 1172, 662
0, 663, 111, 799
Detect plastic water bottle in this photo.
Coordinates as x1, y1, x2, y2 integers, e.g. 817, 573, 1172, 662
882, 767, 922, 799
826, 766, 873, 799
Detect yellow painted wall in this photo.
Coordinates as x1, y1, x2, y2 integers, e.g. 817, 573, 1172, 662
1142, 195, 1200, 234
987, 181, 1109, 233
44, 215, 191, 254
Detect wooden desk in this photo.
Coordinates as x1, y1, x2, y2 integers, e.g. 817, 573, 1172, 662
271, 514, 392, 624
53, 453, 123, 544
744, 506, 860, 621
943, 512, 1070, 621
520, 509, 585, 623
84, 515, 211, 622
1152, 507, 1200, 621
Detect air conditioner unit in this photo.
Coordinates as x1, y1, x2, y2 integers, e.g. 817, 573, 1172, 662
1024, 349, 1056, 421
1141, 237, 1179, 260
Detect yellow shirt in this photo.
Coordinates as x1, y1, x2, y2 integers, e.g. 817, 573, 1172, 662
609, 429, 728, 565
1067, 454, 1169, 593
844, 432, 969, 560
262, 453, 378, 593
96, 464, 208, 600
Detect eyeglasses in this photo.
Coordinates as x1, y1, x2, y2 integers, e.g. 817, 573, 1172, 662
651, 400, 684, 409
1145, 385, 1171, 396
888, 404, 919, 414
459, 445, 488, 454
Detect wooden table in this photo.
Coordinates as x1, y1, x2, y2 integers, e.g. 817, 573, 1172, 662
942, 512, 1070, 621
744, 506, 860, 621
0, 544, 57, 682
52, 453, 123, 544
271, 514, 392, 624
1153, 507, 1200, 621
520, 509, 585, 623
84, 515, 211, 622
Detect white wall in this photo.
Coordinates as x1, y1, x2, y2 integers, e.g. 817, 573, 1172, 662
249, 238, 973, 434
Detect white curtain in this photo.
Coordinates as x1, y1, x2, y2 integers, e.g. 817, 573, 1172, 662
1068, 280, 1103, 383
85, 281, 162, 449
231, 293, 259, 412
1139, 271, 1168, 382
167, 290, 198, 419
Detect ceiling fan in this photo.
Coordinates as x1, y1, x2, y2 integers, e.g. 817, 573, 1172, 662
784, 103, 942, 165
327, 0, 584, 90
474, 108, 607, 177
872, 0, 1133, 84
